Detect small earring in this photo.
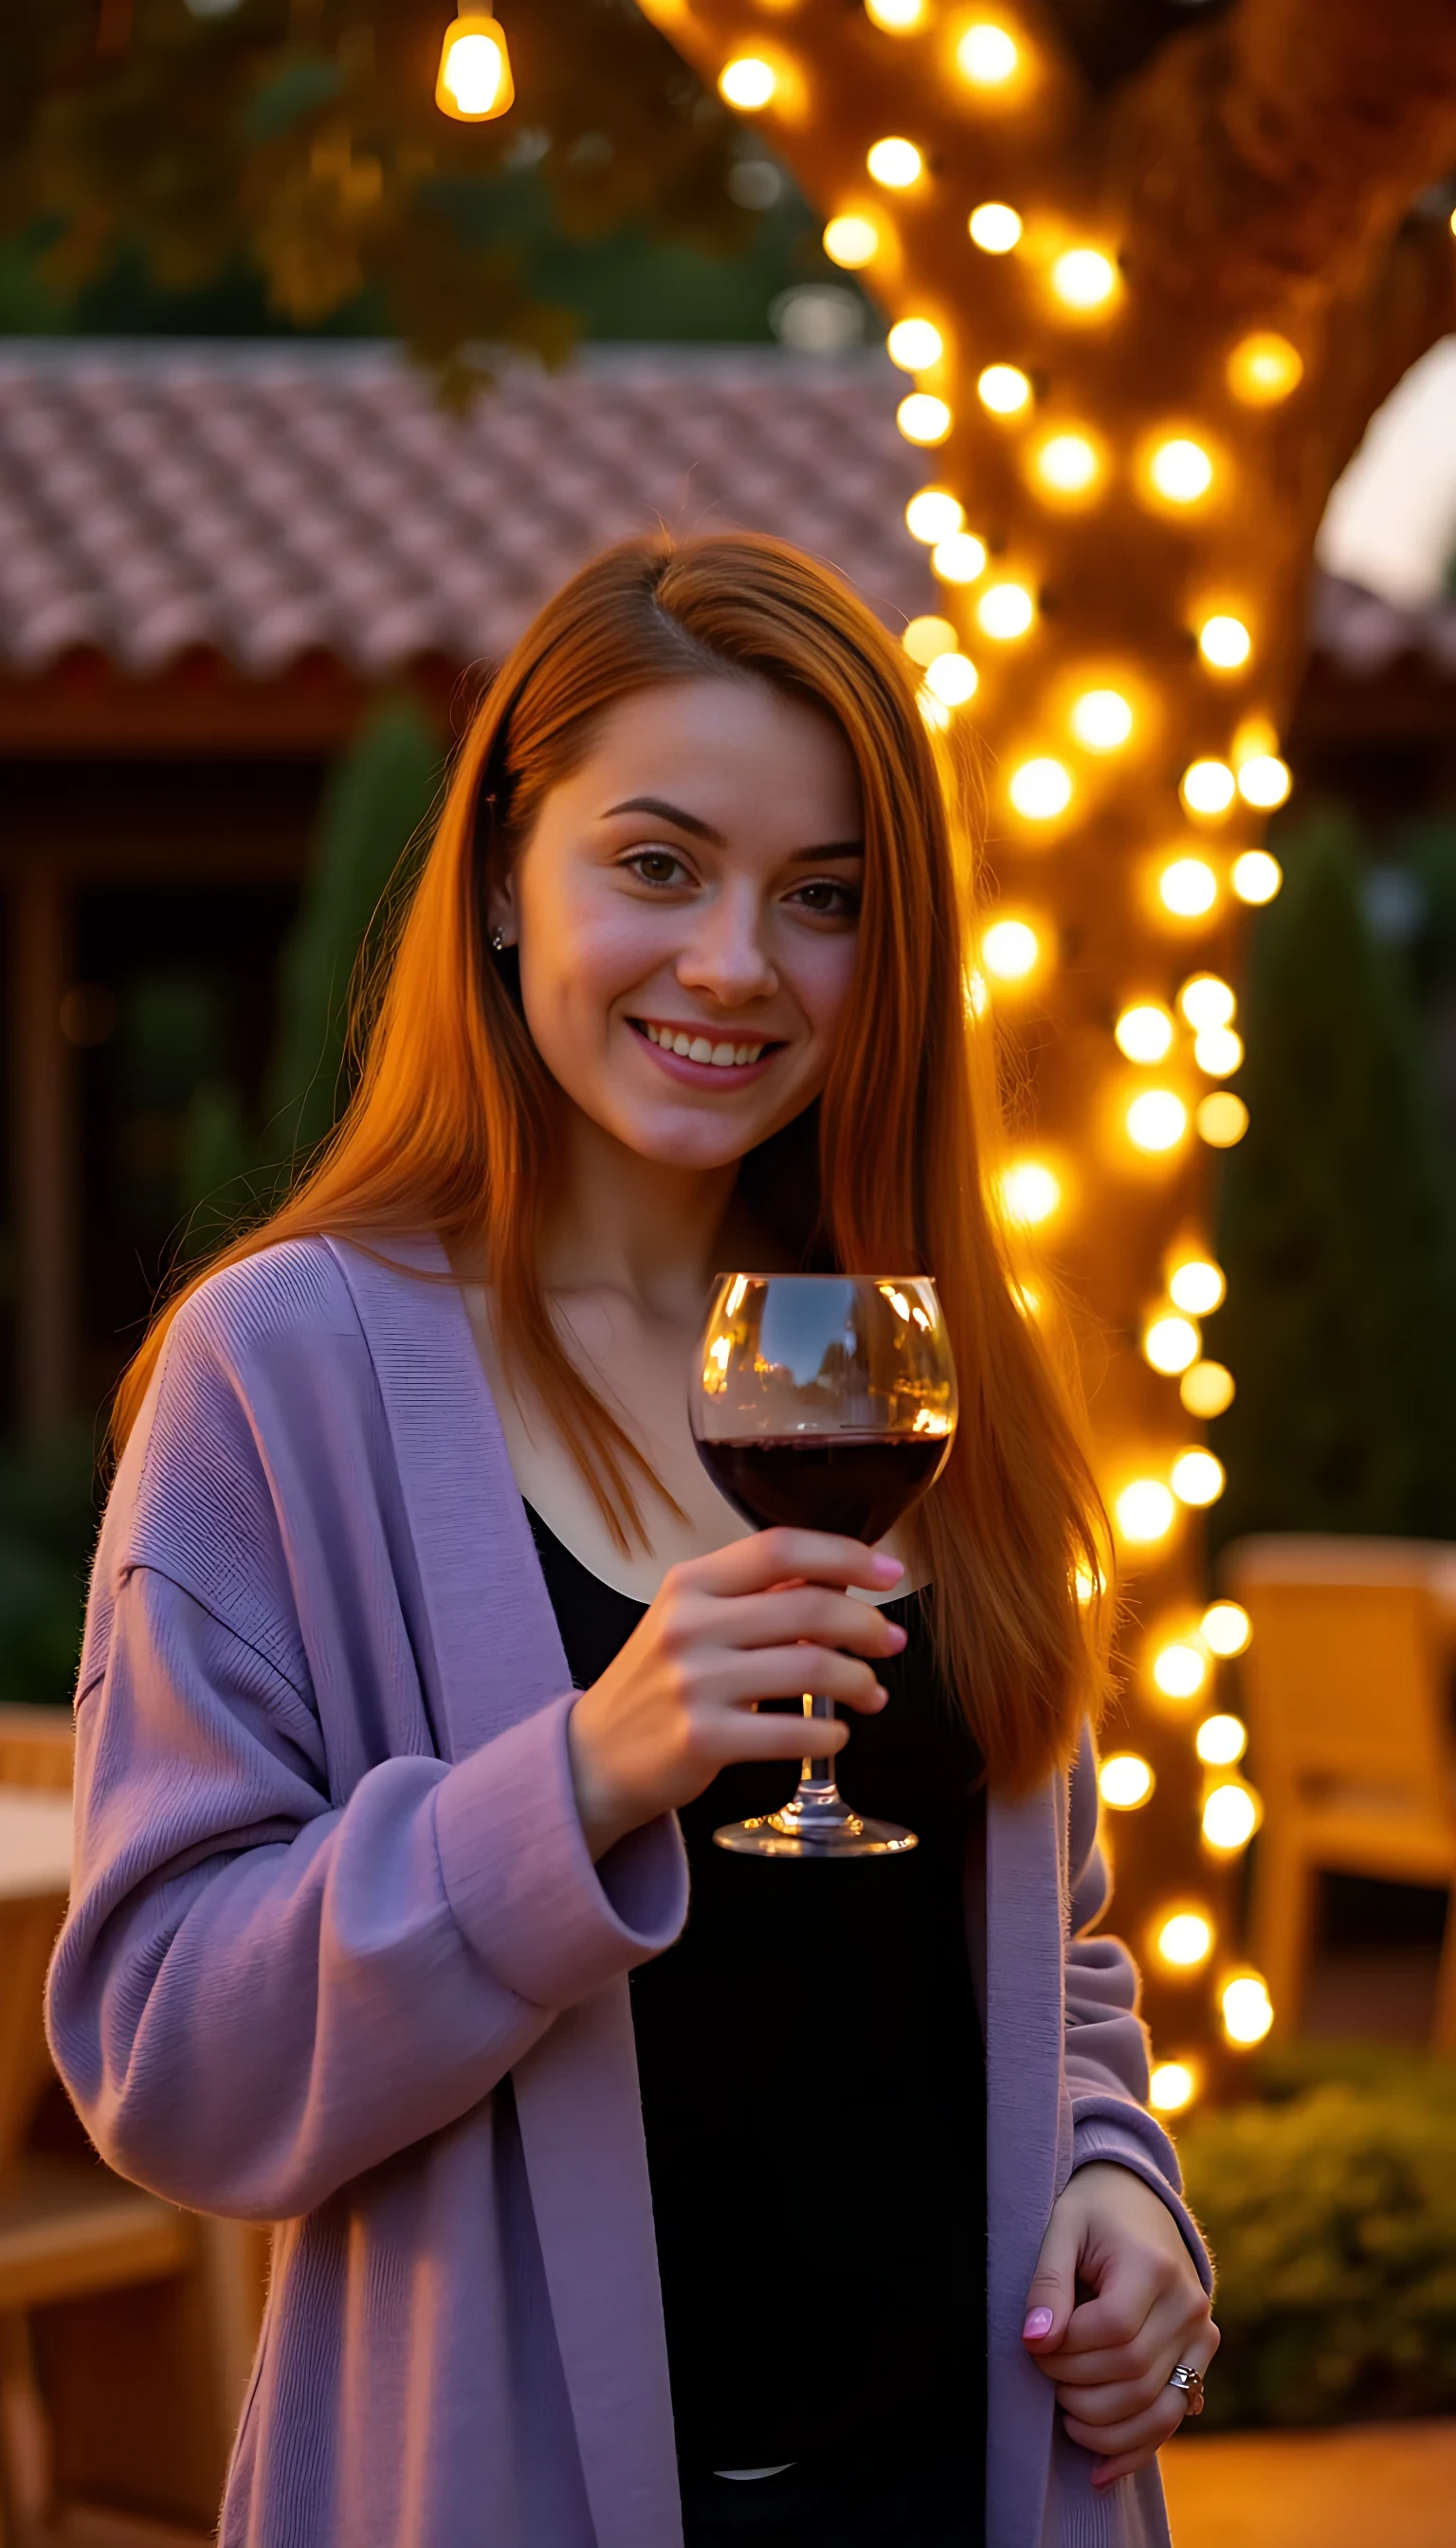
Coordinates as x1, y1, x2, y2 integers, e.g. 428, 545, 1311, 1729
490, 927, 507, 954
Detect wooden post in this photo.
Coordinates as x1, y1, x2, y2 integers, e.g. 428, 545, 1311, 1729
9, 864, 76, 1435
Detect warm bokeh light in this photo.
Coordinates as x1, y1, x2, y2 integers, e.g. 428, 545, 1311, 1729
823, 214, 880, 268
924, 649, 979, 705
1228, 331, 1303, 405
1157, 1912, 1213, 1969
719, 55, 777, 109
1050, 248, 1118, 310
999, 1159, 1061, 1225
1178, 974, 1235, 1031
1201, 1600, 1251, 1657
1150, 437, 1214, 503
1034, 432, 1101, 495
1197, 614, 1251, 670
864, 0, 925, 28
1010, 758, 1072, 819
902, 614, 958, 665
982, 919, 1041, 980
867, 136, 924, 187
956, 22, 1020, 82
1222, 1973, 1274, 2045
1197, 1091, 1249, 1147
887, 317, 944, 371
436, 14, 514, 119
1181, 1358, 1234, 1417
969, 200, 1022, 253
1204, 1781, 1261, 1851
897, 392, 952, 445
1238, 753, 1292, 809
905, 487, 964, 543
1181, 758, 1236, 817
1159, 858, 1218, 919
1194, 1025, 1244, 1078
934, 532, 989, 583
1116, 1480, 1177, 1544
975, 580, 1036, 639
1232, 848, 1283, 905
1149, 2060, 1199, 2114
1169, 1257, 1225, 1315
1126, 1090, 1189, 1153
1071, 688, 1133, 751
1099, 1753, 1155, 1810
1196, 1713, 1248, 1767
1153, 1640, 1207, 1701
1144, 1313, 1200, 1375
978, 363, 1032, 415
1172, 1448, 1226, 1506
1115, 1003, 1174, 1064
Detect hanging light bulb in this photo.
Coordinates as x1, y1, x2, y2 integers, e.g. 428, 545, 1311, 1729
1126, 1090, 1189, 1153
1169, 1257, 1225, 1315
1115, 1480, 1176, 1544
975, 581, 1036, 639
1237, 754, 1292, 809
1010, 758, 1072, 819
864, 0, 925, 28
824, 214, 881, 268
1033, 432, 1101, 496
436, 13, 515, 119
924, 650, 978, 705
1228, 332, 1302, 405
934, 532, 988, 584
905, 488, 964, 543
1195, 1714, 1247, 1767
1201, 1600, 1251, 1656
1071, 688, 1133, 750
1195, 1026, 1245, 1078
977, 364, 1032, 415
888, 318, 945, 371
1099, 1753, 1155, 1809
1181, 759, 1236, 818
969, 201, 1022, 252
1156, 1912, 1213, 1970
902, 614, 959, 665
1197, 1091, 1248, 1147
1115, 1003, 1174, 1064
1152, 1641, 1207, 1700
1143, 1313, 1200, 1375
1180, 1359, 1234, 1417
897, 393, 953, 446
1221, 1973, 1274, 2044
1159, 858, 1219, 919
867, 136, 923, 187
1172, 1448, 1226, 1506
1149, 2059, 1199, 2113
982, 919, 1041, 980
999, 1159, 1061, 1225
1149, 437, 1214, 503
1050, 248, 1119, 310
1232, 848, 1282, 904
1178, 974, 1235, 1031
1204, 1781, 1261, 1852
1198, 614, 1251, 670
956, 23, 1020, 83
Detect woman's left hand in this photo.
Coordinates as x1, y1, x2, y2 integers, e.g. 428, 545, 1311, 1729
1021, 2160, 1219, 2487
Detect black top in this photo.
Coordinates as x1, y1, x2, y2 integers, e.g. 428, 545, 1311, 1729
524, 1505, 988, 2483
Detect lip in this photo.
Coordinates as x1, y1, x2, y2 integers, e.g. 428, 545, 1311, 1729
628, 1016, 784, 1091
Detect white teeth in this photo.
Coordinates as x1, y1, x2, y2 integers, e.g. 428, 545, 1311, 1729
638, 1022, 768, 1067
711, 1043, 737, 1065
672, 1032, 693, 1057
689, 1036, 714, 1063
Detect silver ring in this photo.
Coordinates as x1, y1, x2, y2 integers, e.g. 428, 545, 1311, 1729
1167, 2364, 1205, 2416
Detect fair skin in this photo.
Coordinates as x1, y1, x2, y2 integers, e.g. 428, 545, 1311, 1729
464, 671, 1216, 2481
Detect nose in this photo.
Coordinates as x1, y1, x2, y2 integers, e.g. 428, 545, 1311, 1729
674, 882, 779, 1010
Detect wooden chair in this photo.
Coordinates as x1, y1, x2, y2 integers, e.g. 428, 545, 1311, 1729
1224, 1537, 1456, 2049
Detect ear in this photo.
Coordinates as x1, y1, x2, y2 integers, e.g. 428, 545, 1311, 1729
485, 866, 518, 950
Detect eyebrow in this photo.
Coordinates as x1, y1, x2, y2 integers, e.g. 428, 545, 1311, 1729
601, 796, 864, 860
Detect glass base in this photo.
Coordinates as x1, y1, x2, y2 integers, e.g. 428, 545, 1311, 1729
713, 1800, 919, 1858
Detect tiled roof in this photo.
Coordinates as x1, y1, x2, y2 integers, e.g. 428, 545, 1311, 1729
0, 343, 935, 679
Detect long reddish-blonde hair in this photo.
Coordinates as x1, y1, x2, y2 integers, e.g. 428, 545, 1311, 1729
117, 531, 1107, 1787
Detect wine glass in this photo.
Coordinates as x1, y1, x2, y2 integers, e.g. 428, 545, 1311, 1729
690, 1273, 957, 1858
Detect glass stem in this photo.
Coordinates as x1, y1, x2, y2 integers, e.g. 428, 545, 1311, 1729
790, 1692, 852, 1824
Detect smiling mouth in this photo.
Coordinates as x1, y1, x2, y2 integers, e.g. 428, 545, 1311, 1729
631, 1019, 780, 1070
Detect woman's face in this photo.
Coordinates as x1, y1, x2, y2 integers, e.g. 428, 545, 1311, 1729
492, 676, 864, 1172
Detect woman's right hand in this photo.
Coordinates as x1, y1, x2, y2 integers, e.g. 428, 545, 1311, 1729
566, 1527, 906, 1860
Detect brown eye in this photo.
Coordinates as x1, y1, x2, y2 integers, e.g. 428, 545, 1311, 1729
789, 879, 859, 918
628, 849, 687, 886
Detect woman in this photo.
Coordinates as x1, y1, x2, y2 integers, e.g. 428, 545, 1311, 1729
47, 533, 1215, 2548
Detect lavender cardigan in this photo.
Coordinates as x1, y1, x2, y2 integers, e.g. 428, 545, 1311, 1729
47, 1237, 1209, 2548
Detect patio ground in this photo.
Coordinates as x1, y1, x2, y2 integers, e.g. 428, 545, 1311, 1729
1162, 2418, 1456, 2548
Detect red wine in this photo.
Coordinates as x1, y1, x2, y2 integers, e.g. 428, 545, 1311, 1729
695, 1431, 947, 1544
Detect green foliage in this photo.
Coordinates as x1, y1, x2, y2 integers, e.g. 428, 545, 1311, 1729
0, 1426, 100, 1710
1179, 2060, 1456, 2429
1206, 805, 1456, 1545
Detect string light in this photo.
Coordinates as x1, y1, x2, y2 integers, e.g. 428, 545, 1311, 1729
1196, 1714, 1247, 1767
1099, 1753, 1156, 1809
1050, 248, 1118, 310
1232, 848, 1282, 904
1195, 1025, 1244, 1078
982, 919, 1041, 980
978, 363, 1032, 414
1071, 688, 1133, 751
1150, 437, 1214, 503
719, 56, 777, 109
898, 392, 952, 445
1228, 332, 1303, 405
867, 136, 923, 187
1181, 759, 1236, 817
1153, 1640, 1207, 1700
1201, 1600, 1251, 1656
823, 215, 880, 268
999, 1159, 1061, 1225
1126, 1090, 1189, 1153
1172, 1448, 1226, 1506
934, 532, 988, 583
1143, 1313, 1200, 1375
975, 580, 1036, 639
924, 649, 979, 705
1010, 758, 1072, 819
1116, 1480, 1176, 1544
903, 613, 959, 664
1156, 1912, 1213, 1969
956, 23, 1019, 83
969, 201, 1022, 252
1204, 1781, 1261, 1851
1197, 1092, 1248, 1146
864, 0, 925, 28
1178, 974, 1234, 1031
905, 488, 964, 543
1221, 1973, 1274, 2045
1198, 614, 1251, 669
1116, 1003, 1174, 1063
1237, 754, 1292, 809
1181, 1359, 1234, 1417
435, 14, 515, 119
1159, 858, 1218, 919
1169, 1257, 1225, 1315
888, 318, 944, 370
1033, 432, 1101, 496
1149, 2060, 1199, 2112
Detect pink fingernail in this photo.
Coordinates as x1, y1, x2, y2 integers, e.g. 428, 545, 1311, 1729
871, 1554, 903, 1582
1023, 2308, 1055, 2340
885, 1623, 908, 1649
